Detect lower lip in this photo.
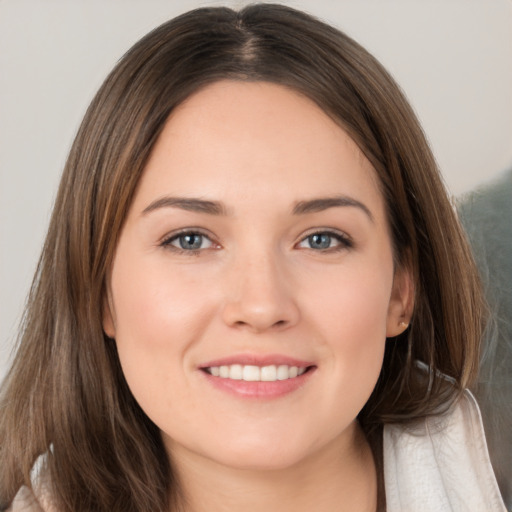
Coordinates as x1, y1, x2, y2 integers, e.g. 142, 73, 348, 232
200, 368, 316, 399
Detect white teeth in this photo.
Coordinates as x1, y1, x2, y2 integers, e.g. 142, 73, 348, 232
260, 365, 277, 381
242, 365, 260, 381
206, 364, 308, 382
277, 365, 289, 380
229, 364, 243, 380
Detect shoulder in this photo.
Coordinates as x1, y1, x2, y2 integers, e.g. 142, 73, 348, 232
383, 390, 507, 511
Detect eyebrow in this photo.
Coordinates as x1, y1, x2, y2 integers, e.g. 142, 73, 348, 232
142, 197, 228, 216
141, 194, 373, 221
292, 196, 374, 222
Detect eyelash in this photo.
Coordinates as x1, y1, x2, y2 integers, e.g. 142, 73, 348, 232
296, 229, 353, 252
160, 229, 353, 255
160, 230, 218, 255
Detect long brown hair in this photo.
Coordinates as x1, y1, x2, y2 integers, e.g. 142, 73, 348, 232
0, 4, 484, 511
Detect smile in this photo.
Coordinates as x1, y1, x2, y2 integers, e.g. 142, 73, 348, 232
204, 364, 308, 382
199, 355, 316, 398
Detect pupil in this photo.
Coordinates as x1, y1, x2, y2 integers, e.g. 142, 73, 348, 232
180, 234, 202, 250
310, 234, 330, 249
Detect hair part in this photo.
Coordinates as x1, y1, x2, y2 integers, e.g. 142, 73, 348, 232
0, 4, 484, 511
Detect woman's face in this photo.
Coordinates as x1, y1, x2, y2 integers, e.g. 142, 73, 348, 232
103, 81, 411, 470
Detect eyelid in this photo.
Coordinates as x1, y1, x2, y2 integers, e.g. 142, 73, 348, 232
295, 228, 353, 250
160, 227, 220, 252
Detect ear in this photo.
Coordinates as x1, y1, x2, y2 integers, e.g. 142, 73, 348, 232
102, 290, 116, 339
386, 264, 415, 337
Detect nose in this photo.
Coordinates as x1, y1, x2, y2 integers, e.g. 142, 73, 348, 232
221, 251, 300, 333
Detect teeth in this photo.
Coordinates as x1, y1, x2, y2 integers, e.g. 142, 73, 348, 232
229, 364, 243, 380
206, 364, 308, 382
261, 365, 277, 381
277, 365, 289, 380
242, 365, 260, 381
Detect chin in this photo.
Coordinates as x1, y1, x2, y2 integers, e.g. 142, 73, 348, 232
193, 429, 328, 472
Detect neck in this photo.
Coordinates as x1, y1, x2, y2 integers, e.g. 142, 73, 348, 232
168, 421, 377, 512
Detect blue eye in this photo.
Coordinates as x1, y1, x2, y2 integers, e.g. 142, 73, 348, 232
163, 232, 214, 252
308, 233, 333, 249
298, 231, 352, 251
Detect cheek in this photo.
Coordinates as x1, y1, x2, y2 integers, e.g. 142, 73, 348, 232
112, 249, 215, 339
108, 252, 218, 401
304, 262, 392, 401
306, 258, 392, 341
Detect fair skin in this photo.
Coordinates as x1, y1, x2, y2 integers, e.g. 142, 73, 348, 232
104, 80, 413, 512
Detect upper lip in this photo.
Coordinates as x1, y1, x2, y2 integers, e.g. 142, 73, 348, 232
199, 353, 315, 369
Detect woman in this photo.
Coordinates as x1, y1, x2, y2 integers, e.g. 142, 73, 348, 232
0, 4, 506, 511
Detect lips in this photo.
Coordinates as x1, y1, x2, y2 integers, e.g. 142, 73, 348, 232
199, 354, 316, 398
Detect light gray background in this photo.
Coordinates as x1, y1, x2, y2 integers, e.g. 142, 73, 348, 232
1, 0, 512, 382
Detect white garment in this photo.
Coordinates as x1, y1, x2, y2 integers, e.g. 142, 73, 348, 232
10, 391, 507, 511
384, 390, 507, 511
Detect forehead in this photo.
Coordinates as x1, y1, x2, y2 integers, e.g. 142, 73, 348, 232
131, 80, 385, 219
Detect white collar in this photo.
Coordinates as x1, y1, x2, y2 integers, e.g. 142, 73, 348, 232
383, 390, 506, 511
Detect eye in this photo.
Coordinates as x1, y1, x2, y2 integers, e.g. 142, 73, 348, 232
162, 231, 215, 252
297, 231, 352, 251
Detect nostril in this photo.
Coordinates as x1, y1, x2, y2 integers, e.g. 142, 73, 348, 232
231, 319, 288, 329
274, 320, 287, 327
